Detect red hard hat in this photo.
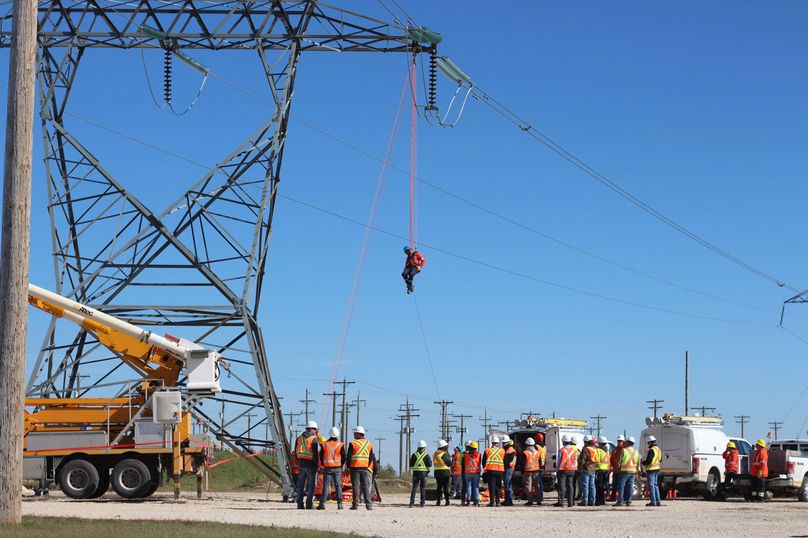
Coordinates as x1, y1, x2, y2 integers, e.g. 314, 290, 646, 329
535, 433, 545, 442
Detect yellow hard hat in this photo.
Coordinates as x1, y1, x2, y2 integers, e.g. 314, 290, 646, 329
469, 441, 479, 449
726, 441, 736, 449
756, 439, 766, 447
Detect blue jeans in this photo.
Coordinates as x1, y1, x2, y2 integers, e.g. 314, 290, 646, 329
320, 468, 343, 506
581, 472, 597, 505
465, 473, 480, 503
647, 470, 660, 505
504, 468, 514, 503
296, 466, 317, 507
618, 472, 635, 504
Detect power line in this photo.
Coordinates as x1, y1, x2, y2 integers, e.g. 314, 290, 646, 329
413, 293, 441, 398
469, 85, 797, 293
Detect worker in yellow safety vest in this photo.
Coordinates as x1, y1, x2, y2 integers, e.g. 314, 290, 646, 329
346, 425, 375, 510
642, 435, 663, 507
482, 436, 505, 507
409, 440, 432, 507
595, 436, 610, 506
615, 436, 639, 507
433, 439, 452, 506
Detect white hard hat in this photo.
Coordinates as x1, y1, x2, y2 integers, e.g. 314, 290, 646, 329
617, 434, 625, 442
501, 434, 511, 443
354, 426, 365, 435
418, 440, 427, 448
329, 427, 340, 438
306, 420, 318, 430
525, 438, 536, 446
561, 434, 570, 443
598, 436, 608, 444
584, 435, 593, 442
492, 436, 500, 444
627, 436, 636, 443
438, 439, 448, 448
647, 435, 657, 442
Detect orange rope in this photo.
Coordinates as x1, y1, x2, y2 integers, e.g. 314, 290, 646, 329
320, 74, 410, 425
409, 52, 418, 249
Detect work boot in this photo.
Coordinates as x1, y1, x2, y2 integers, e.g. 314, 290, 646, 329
435, 500, 441, 506
306, 501, 313, 510
337, 504, 344, 510
349, 505, 358, 510
366, 505, 373, 511
420, 501, 425, 508
577, 502, 587, 507
445, 499, 450, 506
316, 503, 325, 510
553, 502, 564, 507
646, 502, 656, 507
487, 502, 494, 507
613, 502, 623, 507
525, 501, 533, 506
296, 505, 304, 510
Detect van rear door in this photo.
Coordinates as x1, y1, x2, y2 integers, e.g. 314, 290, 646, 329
660, 427, 690, 474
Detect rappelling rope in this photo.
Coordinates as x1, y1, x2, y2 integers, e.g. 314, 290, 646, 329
319, 74, 410, 425
413, 292, 440, 399
409, 51, 418, 250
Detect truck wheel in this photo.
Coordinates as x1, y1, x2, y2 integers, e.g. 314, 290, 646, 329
88, 467, 110, 499
796, 477, 808, 502
58, 459, 100, 500
111, 459, 152, 499
703, 469, 721, 501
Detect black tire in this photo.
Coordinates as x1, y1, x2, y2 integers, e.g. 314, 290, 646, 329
111, 459, 152, 499
58, 459, 100, 500
89, 467, 110, 499
704, 470, 721, 501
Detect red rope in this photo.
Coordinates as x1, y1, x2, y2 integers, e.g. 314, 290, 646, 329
409, 52, 418, 249
320, 74, 410, 425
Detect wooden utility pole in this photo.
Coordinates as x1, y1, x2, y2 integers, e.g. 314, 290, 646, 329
0, 0, 38, 524
684, 350, 689, 416
735, 415, 750, 439
299, 388, 316, 425
646, 399, 665, 419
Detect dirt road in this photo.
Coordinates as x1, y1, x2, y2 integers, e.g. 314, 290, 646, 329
22, 491, 808, 537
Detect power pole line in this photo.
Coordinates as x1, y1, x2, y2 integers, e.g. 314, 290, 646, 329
353, 392, 367, 427
695, 406, 716, 417
435, 400, 454, 441
285, 410, 303, 441
479, 408, 493, 449
375, 436, 385, 465
334, 378, 355, 445
395, 414, 406, 477
646, 399, 665, 419
299, 388, 316, 425
0, 0, 37, 524
452, 413, 472, 446
246, 413, 256, 450
399, 399, 419, 472
322, 391, 339, 432
590, 415, 607, 437
769, 421, 783, 440
520, 410, 540, 421
685, 350, 689, 416
735, 415, 750, 439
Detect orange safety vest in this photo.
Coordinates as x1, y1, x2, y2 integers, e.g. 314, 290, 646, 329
584, 445, 598, 463
610, 444, 623, 470
464, 451, 481, 474
559, 446, 578, 471
321, 439, 344, 468
348, 439, 372, 469
505, 446, 517, 469
523, 449, 542, 472
723, 449, 739, 473
295, 434, 317, 461
451, 451, 463, 475
751, 447, 768, 478
484, 446, 505, 472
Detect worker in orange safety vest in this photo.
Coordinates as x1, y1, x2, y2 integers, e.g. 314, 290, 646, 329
317, 427, 345, 510
554, 434, 579, 508
520, 437, 543, 506
720, 441, 740, 500
294, 420, 320, 509
346, 426, 375, 510
482, 437, 505, 507
402, 245, 426, 294
750, 439, 768, 503
450, 444, 464, 500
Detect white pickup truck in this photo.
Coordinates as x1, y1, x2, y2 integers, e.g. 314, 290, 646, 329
765, 439, 808, 501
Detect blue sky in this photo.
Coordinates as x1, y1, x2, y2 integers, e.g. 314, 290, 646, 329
3, 1, 808, 466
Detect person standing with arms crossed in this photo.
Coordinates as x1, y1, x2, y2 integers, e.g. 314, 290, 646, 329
642, 435, 663, 507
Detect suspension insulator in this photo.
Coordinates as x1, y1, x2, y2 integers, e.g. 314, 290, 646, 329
163, 48, 172, 105
427, 48, 438, 112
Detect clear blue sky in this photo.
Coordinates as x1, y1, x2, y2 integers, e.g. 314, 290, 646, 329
3, 1, 808, 466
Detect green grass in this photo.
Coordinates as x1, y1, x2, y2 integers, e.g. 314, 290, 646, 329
161, 451, 279, 492
0, 517, 360, 538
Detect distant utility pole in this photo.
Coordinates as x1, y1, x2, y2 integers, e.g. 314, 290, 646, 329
695, 406, 716, 417
399, 399, 419, 472
521, 410, 540, 421
435, 400, 454, 441
769, 421, 783, 440
375, 436, 385, 465
323, 390, 339, 430
0, 0, 38, 525
452, 413, 472, 446
646, 399, 665, 419
285, 410, 303, 441
395, 415, 406, 477
586, 426, 596, 436
353, 392, 367, 427
246, 414, 256, 450
299, 388, 316, 425
335, 378, 355, 445
479, 408, 493, 449
684, 350, 689, 416
590, 415, 607, 437
735, 415, 750, 438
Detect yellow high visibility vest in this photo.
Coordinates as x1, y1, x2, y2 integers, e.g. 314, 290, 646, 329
433, 449, 450, 471
596, 447, 610, 471
412, 450, 430, 472
619, 446, 639, 473
646, 445, 662, 471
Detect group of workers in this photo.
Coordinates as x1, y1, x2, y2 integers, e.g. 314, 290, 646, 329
722, 437, 769, 502
292, 421, 376, 510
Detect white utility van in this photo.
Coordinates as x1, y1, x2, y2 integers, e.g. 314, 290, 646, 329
641, 414, 751, 500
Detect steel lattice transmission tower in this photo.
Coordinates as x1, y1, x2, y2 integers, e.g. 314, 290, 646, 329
0, 0, 435, 498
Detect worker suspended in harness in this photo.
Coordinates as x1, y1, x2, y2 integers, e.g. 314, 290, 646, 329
402, 246, 426, 294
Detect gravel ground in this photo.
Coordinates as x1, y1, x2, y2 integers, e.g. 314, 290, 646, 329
22, 491, 808, 537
